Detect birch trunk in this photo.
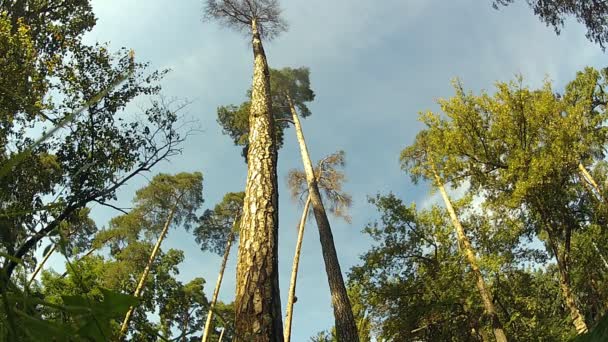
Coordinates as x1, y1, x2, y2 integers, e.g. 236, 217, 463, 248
431, 168, 508, 342
288, 95, 359, 342
234, 18, 283, 342
284, 195, 312, 342
202, 231, 235, 342
119, 204, 177, 339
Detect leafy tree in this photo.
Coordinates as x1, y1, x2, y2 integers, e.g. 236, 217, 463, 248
118, 172, 204, 338
349, 193, 568, 341
405, 68, 608, 334
284, 151, 353, 342
158, 277, 208, 341
401, 131, 508, 341
493, 0, 608, 50
203, 1, 287, 339
0, 2, 187, 339
0, 0, 185, 286
196, 191, 244, 342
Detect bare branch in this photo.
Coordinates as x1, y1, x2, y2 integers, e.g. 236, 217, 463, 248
203, 0, 287, 40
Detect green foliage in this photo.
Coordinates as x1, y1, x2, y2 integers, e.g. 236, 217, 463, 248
574, 312, 608, 342
0, 0, 185, 284
348, 193, 577, 341
194, 191, 244, 254
4, 285, 138, 342
133, 172, 204, 235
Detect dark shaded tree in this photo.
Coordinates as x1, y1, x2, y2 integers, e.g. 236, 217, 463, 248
493, 0, 608, 49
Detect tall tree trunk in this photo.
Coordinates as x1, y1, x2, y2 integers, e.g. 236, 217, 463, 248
431, 167, 508, 342
545, 231, 589, 334
234, 18, 283, 342
284, 195, 312, 342
119, 204, 178, 339
288, 95, 360, 342
202, 231, 235, 342
28, 244, 57, 286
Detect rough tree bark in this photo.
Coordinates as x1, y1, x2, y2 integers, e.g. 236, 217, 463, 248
234, 18, 283, 342
288, 95, 360, 342
202, 230, 235, 342
284, 195, 311, 342
119, 203, 178, 339
431, 167, 508, 342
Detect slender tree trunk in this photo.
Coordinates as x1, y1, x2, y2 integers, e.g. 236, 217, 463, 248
27, 244, 57, 286
431, 168, 508, 342
545, 231, 589, 334
119, 204, 178, 339
202, 231, 235, 342
218, 327, 226, 342
284, 195, 312, 342
288, 95, 359, 342
234, 18, 283, 342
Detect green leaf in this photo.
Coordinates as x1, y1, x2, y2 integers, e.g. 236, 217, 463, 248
98, 287, 139, 316
14, 308, 76, 341
42, 244, 54, 258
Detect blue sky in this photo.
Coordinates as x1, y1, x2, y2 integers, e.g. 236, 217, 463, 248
42, 0, 607, 340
